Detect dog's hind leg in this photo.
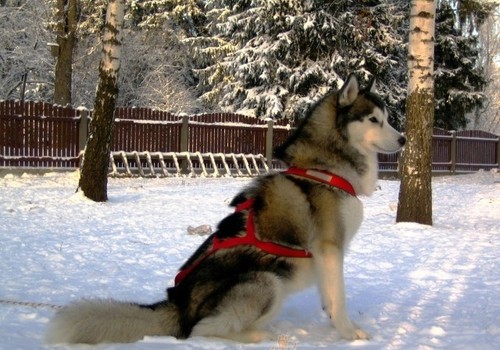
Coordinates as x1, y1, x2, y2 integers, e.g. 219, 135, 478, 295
190, 272, 282, 343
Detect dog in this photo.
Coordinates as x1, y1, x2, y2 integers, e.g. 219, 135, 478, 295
45, 74, 406, 344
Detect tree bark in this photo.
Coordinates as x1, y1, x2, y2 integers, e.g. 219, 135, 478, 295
78, 0, 124, 202
397, 0, 436, 225
54, 0, 78, 105
397, 90, 434, 224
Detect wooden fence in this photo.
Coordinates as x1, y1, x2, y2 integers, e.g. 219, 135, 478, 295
377, 129, 500, 174
1, 100, 499, 175
0, 100, 83, 168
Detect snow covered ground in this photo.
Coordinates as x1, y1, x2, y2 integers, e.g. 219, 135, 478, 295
0, 170, 498, 350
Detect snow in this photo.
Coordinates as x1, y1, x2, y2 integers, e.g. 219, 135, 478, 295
0, 170, 499, 350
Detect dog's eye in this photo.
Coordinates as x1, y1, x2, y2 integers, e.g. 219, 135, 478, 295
369, 116, 378, 124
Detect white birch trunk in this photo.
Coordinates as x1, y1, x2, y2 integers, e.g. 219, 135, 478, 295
101, 0, 124, 76
407, 0, 436, 94
397, 0, 437, 225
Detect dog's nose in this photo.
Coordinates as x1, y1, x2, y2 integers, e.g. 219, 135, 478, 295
398, 136, 406, 146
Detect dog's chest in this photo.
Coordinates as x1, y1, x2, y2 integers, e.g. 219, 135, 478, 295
339, 196, 363, 247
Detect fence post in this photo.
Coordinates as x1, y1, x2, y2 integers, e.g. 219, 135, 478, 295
496, 136, 500, 169
265, 118, 274, 169
180, 114, 189, 152
180, 114, 189, 173
78, 108, 89, 153
450, 131, 457, 174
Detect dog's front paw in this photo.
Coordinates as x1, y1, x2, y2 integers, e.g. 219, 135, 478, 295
353, 327, 370, 340
338, 325, 370, 341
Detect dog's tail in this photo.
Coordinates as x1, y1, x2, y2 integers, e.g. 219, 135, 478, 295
45, 299, 180, 344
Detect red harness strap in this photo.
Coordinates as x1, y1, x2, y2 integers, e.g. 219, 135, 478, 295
283, 166, 356, 196
173, 167, 356, 286
216, 198, 313, 257
174, 198, 312, 286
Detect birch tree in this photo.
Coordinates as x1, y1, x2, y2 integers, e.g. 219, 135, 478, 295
78, 0, 124, 202
397, 0, 437, 225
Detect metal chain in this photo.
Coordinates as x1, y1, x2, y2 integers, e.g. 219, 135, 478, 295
0, 299, 62, 310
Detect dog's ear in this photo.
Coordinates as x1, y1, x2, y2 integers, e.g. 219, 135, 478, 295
366, 77, 377, 93
338, 74, 359, 107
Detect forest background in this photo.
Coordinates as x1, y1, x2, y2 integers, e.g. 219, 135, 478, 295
1, 0, 499, 134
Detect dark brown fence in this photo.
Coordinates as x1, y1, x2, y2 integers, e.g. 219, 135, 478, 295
113, 107, 182, 153
111, 109, 291, 156
1, 100, 499, 174
0, 100, 82, 167
378, 129, 500, 173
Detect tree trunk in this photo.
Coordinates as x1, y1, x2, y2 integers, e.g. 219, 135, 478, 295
54, 0, 78, 105
397, 0, 436, 225
78, 0, 124, 202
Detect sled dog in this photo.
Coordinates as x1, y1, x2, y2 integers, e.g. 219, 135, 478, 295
46, 74, 406, 344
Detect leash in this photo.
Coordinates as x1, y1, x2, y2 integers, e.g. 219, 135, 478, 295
174, 167, 356, 286
0, 299, 62, 310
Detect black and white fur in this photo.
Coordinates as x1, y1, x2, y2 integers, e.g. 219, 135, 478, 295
45, 74, 406, 344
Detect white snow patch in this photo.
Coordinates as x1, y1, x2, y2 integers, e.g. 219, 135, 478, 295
0, 170, 499, 349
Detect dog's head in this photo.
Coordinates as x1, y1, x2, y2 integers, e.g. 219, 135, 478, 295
274, 74, 406, 170
337, 74, 406, 154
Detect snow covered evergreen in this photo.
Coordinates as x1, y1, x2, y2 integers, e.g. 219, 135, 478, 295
434, 1, 488, 130
191, 0, 408, 125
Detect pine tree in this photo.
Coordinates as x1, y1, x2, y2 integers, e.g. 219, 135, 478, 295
128, 0, 206, 35
433, 1, 488, 130
192, 0, 408, 124
477, 4, 500, 133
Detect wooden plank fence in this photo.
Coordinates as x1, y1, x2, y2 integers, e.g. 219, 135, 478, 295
1, 100, 498, 175
0, 100, 82, 168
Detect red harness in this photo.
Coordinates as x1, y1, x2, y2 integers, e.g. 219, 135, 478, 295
173, 167, 356, 286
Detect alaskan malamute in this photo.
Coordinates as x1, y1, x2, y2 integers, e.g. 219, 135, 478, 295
46, 74, 406, 344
